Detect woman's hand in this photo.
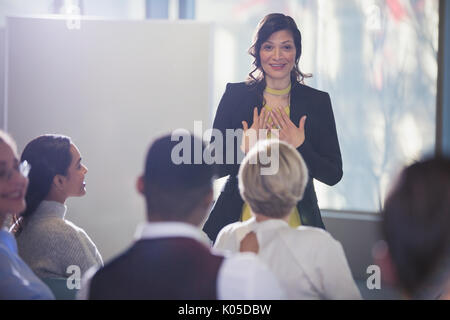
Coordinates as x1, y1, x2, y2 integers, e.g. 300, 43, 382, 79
241, 107, 270, 154
270, 107, 307, 148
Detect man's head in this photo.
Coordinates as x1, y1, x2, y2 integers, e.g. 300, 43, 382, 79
380, 157, 450, 297
137, 133, 214, 225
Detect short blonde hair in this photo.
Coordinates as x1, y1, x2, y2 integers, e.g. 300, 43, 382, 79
238, 139, 308, 218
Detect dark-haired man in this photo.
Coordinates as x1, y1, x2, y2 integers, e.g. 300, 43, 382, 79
78, 133, 284, 300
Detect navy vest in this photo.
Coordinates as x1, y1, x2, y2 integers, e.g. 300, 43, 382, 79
89, 238, 224, 300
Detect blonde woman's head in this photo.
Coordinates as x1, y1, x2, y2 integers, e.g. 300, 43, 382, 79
238, 139, 308, 219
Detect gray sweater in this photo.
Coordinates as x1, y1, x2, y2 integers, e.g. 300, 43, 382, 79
16, 201, 103, 279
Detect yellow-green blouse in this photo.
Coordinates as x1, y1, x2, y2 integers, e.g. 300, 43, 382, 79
240, 84, 301, 227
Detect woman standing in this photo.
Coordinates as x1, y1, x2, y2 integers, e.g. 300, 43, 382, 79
15, 135, 103, 279
203, 13, 342, 242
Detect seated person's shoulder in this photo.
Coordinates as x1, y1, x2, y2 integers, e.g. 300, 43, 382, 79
214, 220, 257, 255
218, 220, 249, 235
215, 220, 253, 248
63, 219, 85, 234
293, 226, 339, 245
0, 244, 11, 261
40, 218, 87, 242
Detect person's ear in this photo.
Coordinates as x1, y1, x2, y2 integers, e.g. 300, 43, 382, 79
53, 174, 65, 191
136, 175, 145, 195
202, 189, 214, 209
191, 189, 214, 227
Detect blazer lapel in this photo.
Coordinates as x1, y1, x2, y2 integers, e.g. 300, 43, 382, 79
290, 82, 307, 125
243, 84, 263, 124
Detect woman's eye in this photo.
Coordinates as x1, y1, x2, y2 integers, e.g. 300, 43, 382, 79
284, 45, 293, 50
263, 45, 273, 50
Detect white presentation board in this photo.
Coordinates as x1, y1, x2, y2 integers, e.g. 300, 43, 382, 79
5, 16, 212, 261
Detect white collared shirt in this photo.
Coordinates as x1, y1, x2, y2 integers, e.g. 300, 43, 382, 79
78, 221, 285, 300
215, 218, 362, 300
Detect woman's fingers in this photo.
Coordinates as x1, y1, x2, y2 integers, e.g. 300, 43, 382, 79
253, 107, 259, 125
263, 109, 271, 129
279, 107, 294, 127
271, 110, 283, 129
245, 108, 305, 148
258, 108, 266, 128
242, 121, 249, 132
299, 115, 307, 131
271, 127, 280, 139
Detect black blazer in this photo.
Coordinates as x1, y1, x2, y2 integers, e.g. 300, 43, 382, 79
203, 81, 343, 242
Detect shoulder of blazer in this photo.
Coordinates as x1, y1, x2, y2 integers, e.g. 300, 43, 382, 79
225, 81, 257, 96
292, 81, 329, 99
223, 82, 261, 111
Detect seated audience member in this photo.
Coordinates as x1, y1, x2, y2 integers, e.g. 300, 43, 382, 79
378, 157, 450, 299
15, 134, 103, 279
78, 133, 285, 300
0, 131, 54, 299
214, 140, 361, 300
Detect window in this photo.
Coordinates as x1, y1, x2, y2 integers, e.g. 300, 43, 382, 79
196, 0, 439, 213
0, 0, 439, 213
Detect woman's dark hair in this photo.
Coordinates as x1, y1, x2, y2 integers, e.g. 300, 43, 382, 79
19, 135, 72, 221
247, 13, 312, 88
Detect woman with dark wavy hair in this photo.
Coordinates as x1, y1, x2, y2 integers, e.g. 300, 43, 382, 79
15, 134, 103, 279
203, 13, 343, 242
